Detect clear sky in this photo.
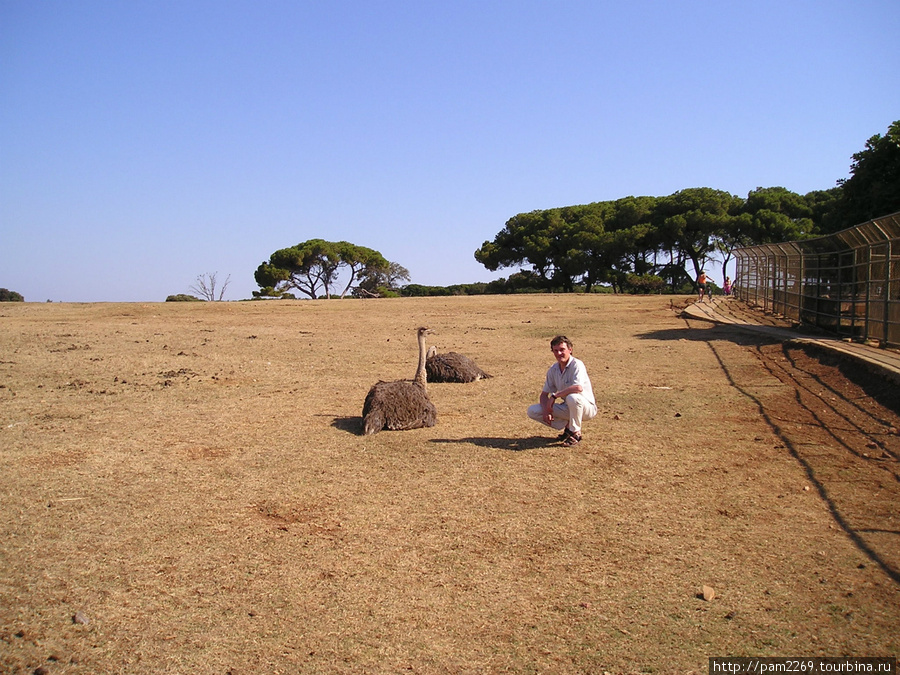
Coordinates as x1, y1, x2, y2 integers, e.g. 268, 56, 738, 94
2, 0, 898, 302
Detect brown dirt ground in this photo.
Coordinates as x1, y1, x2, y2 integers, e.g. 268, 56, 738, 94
1, 294, 898, 675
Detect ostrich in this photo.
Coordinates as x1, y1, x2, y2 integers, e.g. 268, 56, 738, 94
362, 327, 437, 435
425, 346, 492, 383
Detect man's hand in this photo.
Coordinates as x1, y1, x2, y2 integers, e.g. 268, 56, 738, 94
540, 391, 555, 425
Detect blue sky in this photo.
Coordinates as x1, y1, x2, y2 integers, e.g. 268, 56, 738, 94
2, 0, 898, 302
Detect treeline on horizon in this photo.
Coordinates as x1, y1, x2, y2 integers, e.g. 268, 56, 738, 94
466, 119, 900, 296
244, 119, 898, 301
6, 121, 897, 303
470, 185, 832, 296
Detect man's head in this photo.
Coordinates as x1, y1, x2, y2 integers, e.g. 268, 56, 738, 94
550, 335, 573, 366
550, 335, 573, 351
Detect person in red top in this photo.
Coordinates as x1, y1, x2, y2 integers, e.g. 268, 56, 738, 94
697, 271, 713, 302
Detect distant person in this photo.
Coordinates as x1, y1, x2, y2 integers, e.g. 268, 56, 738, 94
527, 335, 597, 446
723, 276, 732, 296
697, 271, 713, 302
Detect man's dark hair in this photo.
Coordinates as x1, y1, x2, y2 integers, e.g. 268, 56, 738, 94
550, 335, 573, 351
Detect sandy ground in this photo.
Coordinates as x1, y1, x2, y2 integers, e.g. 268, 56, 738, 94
1, 294, 898, 674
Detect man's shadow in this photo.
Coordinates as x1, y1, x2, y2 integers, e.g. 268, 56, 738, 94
330, 417, 552, 451
430, 436, 553, 452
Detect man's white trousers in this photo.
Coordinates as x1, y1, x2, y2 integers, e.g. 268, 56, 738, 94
527, 393, 597, 434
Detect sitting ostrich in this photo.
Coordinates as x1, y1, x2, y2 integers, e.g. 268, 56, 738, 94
362, 327, 437, 435
426, 346, 492, 383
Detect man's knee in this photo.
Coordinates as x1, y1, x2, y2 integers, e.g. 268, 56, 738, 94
565, 393, 588, 412
565, 394, 597, 421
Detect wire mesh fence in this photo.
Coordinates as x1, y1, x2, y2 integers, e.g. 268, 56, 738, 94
734, 212, 900, 348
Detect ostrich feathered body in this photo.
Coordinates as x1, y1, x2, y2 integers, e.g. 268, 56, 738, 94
426, 350, 492, 383
362, 380, 437, 435
361, 327, 437, 435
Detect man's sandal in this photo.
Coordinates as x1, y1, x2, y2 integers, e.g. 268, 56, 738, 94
562, 432, 582, 446
556, 428, 573, 441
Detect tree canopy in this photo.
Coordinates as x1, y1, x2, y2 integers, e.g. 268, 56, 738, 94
835, 120, 900, 227
353, 261, 411, 298
254, 240, 391, 299
0, 288, 24, 302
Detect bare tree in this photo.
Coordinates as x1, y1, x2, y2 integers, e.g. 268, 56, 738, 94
190, 272, 231, 301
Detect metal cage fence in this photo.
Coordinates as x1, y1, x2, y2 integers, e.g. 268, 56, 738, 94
734, 212, 900, 348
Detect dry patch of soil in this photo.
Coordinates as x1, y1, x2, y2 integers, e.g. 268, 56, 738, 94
1, 296, 898, 674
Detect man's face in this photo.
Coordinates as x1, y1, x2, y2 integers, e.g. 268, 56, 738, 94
551, 342, 572, 366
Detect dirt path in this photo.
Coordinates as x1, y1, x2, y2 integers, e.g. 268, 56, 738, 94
1, 295, 898, 674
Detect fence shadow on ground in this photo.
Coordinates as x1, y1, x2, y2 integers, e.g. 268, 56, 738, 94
636, 324, 786, 347
643, 324, 900, 585
729, 341, 900, 585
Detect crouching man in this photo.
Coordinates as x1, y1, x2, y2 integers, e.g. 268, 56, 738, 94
527, 335, 597, 446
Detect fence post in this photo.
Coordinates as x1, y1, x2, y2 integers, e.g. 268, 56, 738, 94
885, 238, 893, 346
865, 243, 872, 340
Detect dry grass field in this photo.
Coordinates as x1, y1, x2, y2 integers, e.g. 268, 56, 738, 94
1, 294, 899, 674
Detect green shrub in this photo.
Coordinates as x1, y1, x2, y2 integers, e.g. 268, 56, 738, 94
165, 294, 204, 302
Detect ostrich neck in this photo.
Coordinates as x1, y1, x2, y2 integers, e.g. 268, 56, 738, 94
414, 331, 427, 388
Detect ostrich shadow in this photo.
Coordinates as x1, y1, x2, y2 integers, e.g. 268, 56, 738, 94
331, 416, 366, 435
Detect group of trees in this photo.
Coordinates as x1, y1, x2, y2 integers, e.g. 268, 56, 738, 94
474, 186, 817, 294
474, 120, 900, 294
254, 239, 409, 300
